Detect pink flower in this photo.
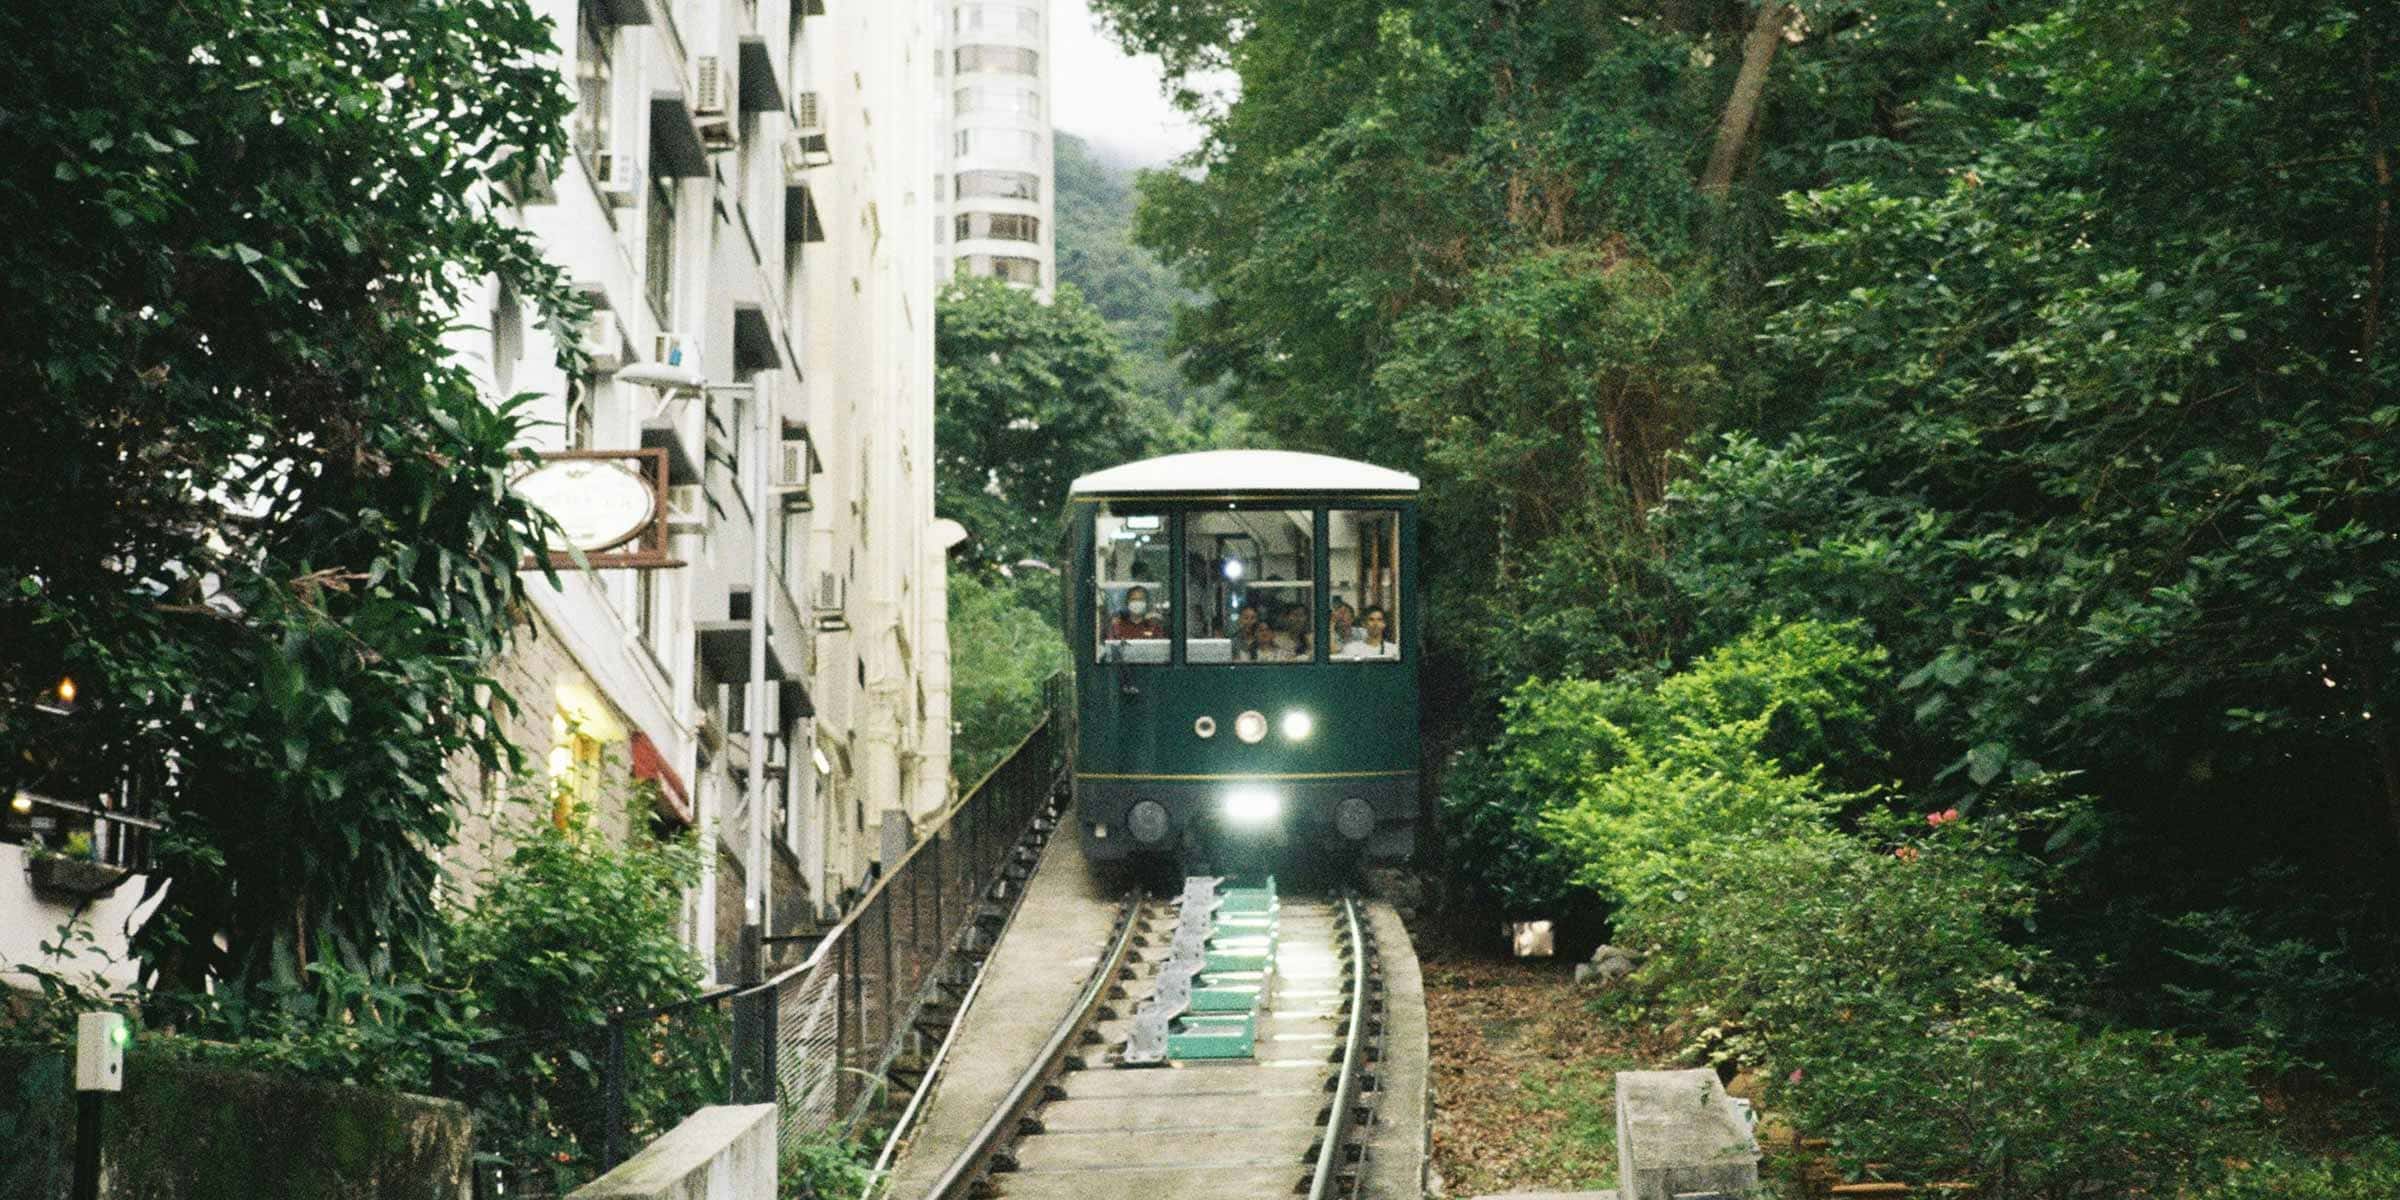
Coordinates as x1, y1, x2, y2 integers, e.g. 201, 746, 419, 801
1927, 808, 1960, 827
1788, 1068, 1805, 1084
1894, 846, 1921, 863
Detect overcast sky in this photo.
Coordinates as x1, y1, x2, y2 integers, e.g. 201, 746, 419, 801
1050, 0, 1209, 167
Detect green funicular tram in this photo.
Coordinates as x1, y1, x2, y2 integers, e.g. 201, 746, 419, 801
1062, 450, 1421, 870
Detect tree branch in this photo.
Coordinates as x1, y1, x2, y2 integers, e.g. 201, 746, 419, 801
1701, 2, 1794, 197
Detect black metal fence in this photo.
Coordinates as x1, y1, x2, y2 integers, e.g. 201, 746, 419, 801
741, 708, 1063, 1143
441, 705, 1062, 1194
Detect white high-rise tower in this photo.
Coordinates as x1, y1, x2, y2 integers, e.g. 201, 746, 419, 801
937, 0, 1054, 297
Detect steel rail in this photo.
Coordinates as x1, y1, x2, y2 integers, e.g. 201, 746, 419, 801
922, 889, 1146, 1200
1307, 896, 1371, 1200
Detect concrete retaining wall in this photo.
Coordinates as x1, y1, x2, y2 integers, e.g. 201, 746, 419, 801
568, 1104, 778, 1200
0, 1049, 471, 1200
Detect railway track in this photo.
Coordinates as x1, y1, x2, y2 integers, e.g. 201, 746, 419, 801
920, 882, 1384, 1200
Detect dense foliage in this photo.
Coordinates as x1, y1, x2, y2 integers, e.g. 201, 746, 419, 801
0, 0, 579, 998
948, 569, 1068, 785
1099, 0, 2400, 1101
934, 276, 1141, 570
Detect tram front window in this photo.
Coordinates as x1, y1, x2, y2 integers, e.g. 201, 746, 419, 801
1185, 509, 1316, 663
1094, 509, 1171, 663
1329, 510, 1401, 660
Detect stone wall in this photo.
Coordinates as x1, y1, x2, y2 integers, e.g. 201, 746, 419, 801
0, 1050, 471, 1200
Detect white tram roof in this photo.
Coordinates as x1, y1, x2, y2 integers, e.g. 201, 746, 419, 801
1069, 450, 1420, 497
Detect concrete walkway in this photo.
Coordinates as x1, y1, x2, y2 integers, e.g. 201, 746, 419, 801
883, 831, 1120, 1199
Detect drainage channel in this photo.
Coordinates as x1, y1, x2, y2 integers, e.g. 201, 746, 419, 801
923, 879, 1384, 1200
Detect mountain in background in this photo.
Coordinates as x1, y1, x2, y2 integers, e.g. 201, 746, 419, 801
1053, 131, 1249, 450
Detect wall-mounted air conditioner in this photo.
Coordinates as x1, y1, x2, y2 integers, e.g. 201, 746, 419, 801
692, 56, 727, 117
654, 331, 694, 369
775, 437, 814, 510
813, 570, 848, 631
592, 150, 638, 207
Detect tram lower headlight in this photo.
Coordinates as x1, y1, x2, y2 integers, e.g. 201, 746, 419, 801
1280, 709, 1314, 741
1222, 788, 1281, 826
1128, 800, 1171, 844
1336, 796, 1376, 841
1234, 710, 1268, 744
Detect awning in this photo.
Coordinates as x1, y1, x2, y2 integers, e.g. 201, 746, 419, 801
737, 37, 784, 114
649, 93, 710, 178
629, 732, 693, 825
732, 303, 781, 372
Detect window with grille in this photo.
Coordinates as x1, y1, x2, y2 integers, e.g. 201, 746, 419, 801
954, 44, 1038, 75
956, 170, 1039, 201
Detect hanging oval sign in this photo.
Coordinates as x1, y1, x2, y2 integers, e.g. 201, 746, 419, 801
512, 456, 658, 553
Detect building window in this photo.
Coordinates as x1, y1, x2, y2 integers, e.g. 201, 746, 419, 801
956, 170, 1039, 202
955, 127, 1040, 161
953, 85, 1041, 119
955, 2, 1041, 36
646, 178, 678, 322
965, 254, 1043, 287
955, 211, 1040, 243
954, 44, 1039, 76
573, 2, 614, 169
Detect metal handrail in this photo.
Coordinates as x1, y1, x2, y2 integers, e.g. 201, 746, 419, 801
1308, 897, 1370, 1200
745, 709, 1056, 997
922, 890, 1145, 1200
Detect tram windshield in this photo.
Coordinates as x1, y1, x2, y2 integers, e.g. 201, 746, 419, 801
1093, 508, 1171, 662
1185, 509, 1315, 663
1328, 510, 1400, 660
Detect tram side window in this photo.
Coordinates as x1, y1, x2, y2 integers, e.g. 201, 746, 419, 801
1184, 509, 1316, 663
1329, 510, 1400, 660
1094, 509, 1171, 663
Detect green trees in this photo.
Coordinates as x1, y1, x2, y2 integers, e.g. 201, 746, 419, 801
0, 1, 578, 996
935, 276, 1141, 570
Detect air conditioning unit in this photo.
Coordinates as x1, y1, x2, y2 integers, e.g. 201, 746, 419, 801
785, 93, 831, 172
654, 331, 694, 369
592, 150, 638, 206
581, 309, 626, 371
692, 55, 727, 117
666, 483, 707, 533
698, 116, 739, 152
813, 570, 848, 630
777, 436, 816, 492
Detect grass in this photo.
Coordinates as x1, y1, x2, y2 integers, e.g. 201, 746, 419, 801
1423, 950, 1666, 1196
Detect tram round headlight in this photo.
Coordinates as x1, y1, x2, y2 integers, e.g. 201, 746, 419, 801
1336, 796, 1377, 841
1234, 710, 1268, 744
1194, 715, 1217, 739
1280, 710, 1313, 741
1128, 800, 1171, 844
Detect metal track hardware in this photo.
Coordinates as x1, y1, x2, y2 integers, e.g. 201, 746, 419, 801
1124, 876, 1281, 1063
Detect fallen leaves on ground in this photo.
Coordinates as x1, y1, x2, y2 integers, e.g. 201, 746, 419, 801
1423, 950, 1671, 1197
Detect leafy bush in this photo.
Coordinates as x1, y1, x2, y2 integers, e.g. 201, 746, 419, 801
440, 775, 722, 1190
948, 568, 1065, 786
1620, 804, 2257, 1199
1444, 621, 1884, 912
780, 1135, 874, 1199
2210, 1138, 2400, 1200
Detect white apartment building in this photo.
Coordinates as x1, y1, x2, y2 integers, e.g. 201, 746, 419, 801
1, 0, 950, 996
456, 0, 951, 977
935, 0, 1056, 296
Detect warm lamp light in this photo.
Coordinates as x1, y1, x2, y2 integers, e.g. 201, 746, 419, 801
55, 676, 77, 705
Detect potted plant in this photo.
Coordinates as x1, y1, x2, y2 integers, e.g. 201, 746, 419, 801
28, 830, 131, 900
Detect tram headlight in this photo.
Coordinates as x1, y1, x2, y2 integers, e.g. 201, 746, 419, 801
1222, 788, 1282, 826
1280, 709, 1313, 741
1234, 710, 1268, 744
1336, 796, 1377, 841
1128, 800, 1171, 844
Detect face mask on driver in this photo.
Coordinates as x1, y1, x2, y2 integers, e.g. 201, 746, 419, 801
1127, 600, 1149, 616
